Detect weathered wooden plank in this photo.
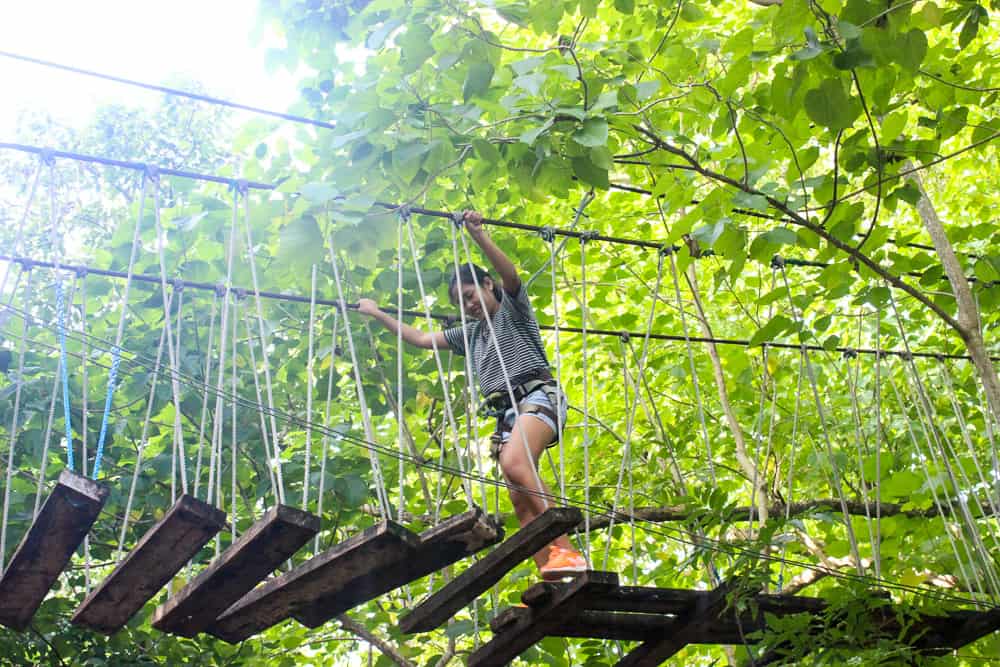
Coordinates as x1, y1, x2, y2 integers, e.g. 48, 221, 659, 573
151, 505, 319, 637
492, 608, 675, 641
72, 494, 226, 634
208, 520, 421, 644
399, 506, 582, 634
522, 581, 826, 616
0, 471, 108, 631
616, 580, 739, 667
293, 507, 502, 628
469, 571, 619, 667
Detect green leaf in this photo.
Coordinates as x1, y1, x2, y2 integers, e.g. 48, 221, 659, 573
571, 156, 609, 189
749, 314, 795, 346
514, 72, 546, 96
472, 138, 501, 164
572, 118, 608, 147
680, 2, 705, 22
463, 62, 495, 102
959, 13, 979, 50
804, 78, 860, 131
519, 118, 554, 145
589, 90, 618, 112
397, 24, 435, 72
635, 80, 660, 101
300, 182, 340, 203
278, 216, 326, 269
895, 29, 928, 72
614, 0, 635, 13
880, 111, 907, 143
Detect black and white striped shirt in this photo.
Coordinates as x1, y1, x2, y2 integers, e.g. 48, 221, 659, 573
442, 285, 550, 397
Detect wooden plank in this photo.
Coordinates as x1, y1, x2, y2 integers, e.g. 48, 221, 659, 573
207, 520, 421, 644
399, 506, 582, 634
522, 581, 827, 617
492, 607, 675, 641
616, 580, 739, 667
468, 570, 619, 667
293, 507, 502, 628
151, 505, 319, 637
72, 494, 226, 634
0, 470, 108, 631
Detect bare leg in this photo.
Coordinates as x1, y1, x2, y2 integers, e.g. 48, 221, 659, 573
498, 414, 575, 568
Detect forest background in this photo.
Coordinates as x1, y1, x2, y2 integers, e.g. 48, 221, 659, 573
1, 0, 1000, 665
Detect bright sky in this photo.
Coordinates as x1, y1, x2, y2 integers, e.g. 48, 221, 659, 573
0, 1, 301, 137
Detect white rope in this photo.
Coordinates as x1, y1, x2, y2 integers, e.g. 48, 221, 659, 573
667, 251, 717, 483
0, 158, 42, 300
844, 348, 877, 578
231, 288, 239, 539
328, 237, 392, 519
243, 193, 285, 504
79, 272, 91, 592
547, 233, 566, 505
316, 307, 339, 552
872, 308, 882, 581
456, 226, 550, 517
397, 218, 405, 521
602, 251, 664, 570
242, 300, 279, 504
578, 237, 591, 557
117, 298, 171, 559
777, 349, 806, 591
404, 214, 473, 506
207, 189, 241, 505
303, 264, 318, 512
447, 223, 486, 512
193, 291, 218, 499
0, 270, 34, 571
777, 265, 864, 576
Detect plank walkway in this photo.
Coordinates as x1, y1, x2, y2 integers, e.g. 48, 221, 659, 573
474, 573, 1000, 667
209, 509, 500, 643
152, 505, 319, 637
399, 506, 582, 634
0, 471, 108, 631
72, 494, 226, 634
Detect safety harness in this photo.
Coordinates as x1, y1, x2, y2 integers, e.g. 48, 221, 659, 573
481, 367, 562, 459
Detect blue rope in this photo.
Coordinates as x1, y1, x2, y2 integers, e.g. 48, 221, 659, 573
92, 345, 121, 479
55, 280, 74, 471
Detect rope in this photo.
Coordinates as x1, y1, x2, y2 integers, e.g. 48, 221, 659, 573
2, 252, 993, 362
153, 178, 188, 495
0, 158, 42, 300
328, 238, 392, 519
93, 170, 148, 480
447, 223, 486, 513
193, 291, 218, 499
777, 348, 806, 591
602, 252, 664, 570
579, 236, 591, 558
0, 50, 338, 131
396, 216, 405, 522
230, 288, 239, 539
777, 264, 864, 576
455, 224, 550, 516
548, 232, 566, 505
403, 213, 473, 506
316, 307, 340, 552
303, 265, 318, 512
46, 156, 75, 472
118, 303, 171, 559
243, 191, 286, 504
0, 270, 33, 571
13, 306, 1000, 609
242, 299, 279, 503
873, 308, 883, 581
844, 346, 877, 578
667, 251, 717, 483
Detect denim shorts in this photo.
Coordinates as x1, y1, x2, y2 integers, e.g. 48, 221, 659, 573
500, 388, 569, 443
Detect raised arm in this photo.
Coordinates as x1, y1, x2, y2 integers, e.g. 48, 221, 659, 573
464, 210, 521, 296
357, 299, 448, 350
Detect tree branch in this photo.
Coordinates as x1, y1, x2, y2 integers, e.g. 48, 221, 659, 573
337, 614, 416, 667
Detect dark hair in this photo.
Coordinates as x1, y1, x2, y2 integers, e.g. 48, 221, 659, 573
448, 263, 503, 305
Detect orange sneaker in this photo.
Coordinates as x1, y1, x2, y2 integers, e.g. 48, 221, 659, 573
540, 546, 587, 580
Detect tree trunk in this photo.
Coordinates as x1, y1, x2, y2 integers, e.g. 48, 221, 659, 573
905, 166, 1000, 422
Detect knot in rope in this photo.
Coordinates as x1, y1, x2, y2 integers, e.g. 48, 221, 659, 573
231, 178, 249, 195
899, 351, 913, 362
450, 210, 465, 229
17, 258, 35, 272
658, 244, 676, 257
395, 204, 412, 222
74, 266, 88, 279
842, 348, 858, 360
172, 278, 185, 292
213, 283, 227, 298
579, 230, 599, 243
770, 255, 786, 269
619, 331, 631, 343
39, 149, 56, 166
538, 226, 556, 243
143, 164, 160, 182
232, 287, 248, 301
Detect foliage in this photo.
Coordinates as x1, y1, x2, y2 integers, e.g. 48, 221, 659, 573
1, 0, 1000, 665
